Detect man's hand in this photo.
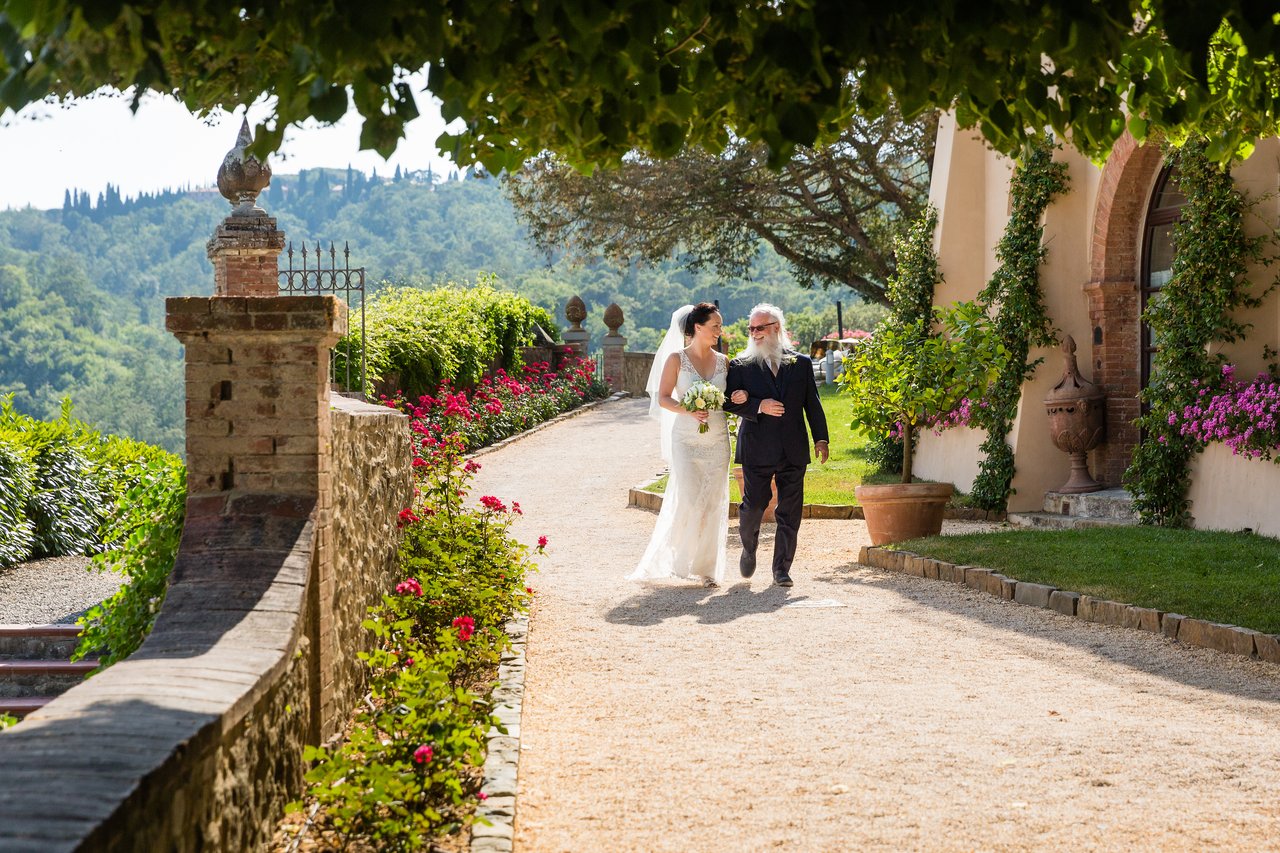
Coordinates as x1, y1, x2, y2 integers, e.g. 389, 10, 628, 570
759, 398, 785, 417
730, 389, 748, 405
815, 441, 829, 464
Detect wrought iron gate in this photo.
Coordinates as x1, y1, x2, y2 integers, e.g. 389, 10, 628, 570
278, 241, 366, 396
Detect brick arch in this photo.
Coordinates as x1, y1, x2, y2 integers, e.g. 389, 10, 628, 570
1084, 131, 1166, 487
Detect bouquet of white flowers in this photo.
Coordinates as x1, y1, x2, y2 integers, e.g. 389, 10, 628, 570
681, 380, 726, 434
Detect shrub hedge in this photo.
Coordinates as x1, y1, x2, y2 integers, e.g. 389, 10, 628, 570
0, 397, 179, 569
342, 277, 560, 401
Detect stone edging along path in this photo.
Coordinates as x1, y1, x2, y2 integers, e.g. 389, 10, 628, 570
470, 614, 528, 853
628, 480, 1006, 522
468, 392, 628, 853
859, 545, 1280, 666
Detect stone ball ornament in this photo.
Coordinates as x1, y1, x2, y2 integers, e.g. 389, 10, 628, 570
217, 117, 273, 216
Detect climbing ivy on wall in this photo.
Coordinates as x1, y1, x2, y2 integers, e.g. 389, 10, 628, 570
1126, 141, 1274, 526
867, 206, 942, 475
886, 207, 942, 329
968, 140, 1070, 511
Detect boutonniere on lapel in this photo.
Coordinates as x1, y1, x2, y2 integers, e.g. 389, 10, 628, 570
780, 353, 797, 367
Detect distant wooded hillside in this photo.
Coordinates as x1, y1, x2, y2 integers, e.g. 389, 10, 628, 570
0, 171, 877, 452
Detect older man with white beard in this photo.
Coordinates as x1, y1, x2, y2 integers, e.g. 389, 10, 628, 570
724, 304, 829, 587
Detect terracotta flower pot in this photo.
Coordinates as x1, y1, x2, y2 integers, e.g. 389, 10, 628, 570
731, 467, 778, 522
855, 482, 953, 545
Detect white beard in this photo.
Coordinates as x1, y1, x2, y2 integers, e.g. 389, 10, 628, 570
740, 335, 785, 367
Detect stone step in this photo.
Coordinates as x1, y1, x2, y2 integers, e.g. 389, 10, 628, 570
0, 659, 97, 697
1041, 488, 1136, 520
0, 695, 53, 719
0, 624, 84, 660
1008, 511, 1138, 531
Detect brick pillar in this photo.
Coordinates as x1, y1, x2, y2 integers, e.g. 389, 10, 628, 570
167, 294, 347, 742
1084, 279, 1141, 487
207, 214, 286, 296
166, 296, 347, 500
601, 302, 626, 392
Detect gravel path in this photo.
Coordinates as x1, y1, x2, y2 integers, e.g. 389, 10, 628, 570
476, 397, 1280, 851
0, 555, 120, 624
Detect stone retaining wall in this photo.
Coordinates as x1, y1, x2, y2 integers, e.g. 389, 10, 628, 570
622, 352, 654, 398
0, 395, 411, 851
859, 546, 1280, 665
321, 396, 412, 738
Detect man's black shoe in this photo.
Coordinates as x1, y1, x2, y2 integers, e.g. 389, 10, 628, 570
773, 574, 794, 588
739, 550, 757, 578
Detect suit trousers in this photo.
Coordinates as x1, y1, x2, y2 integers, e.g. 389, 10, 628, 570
739, 460, 806, 578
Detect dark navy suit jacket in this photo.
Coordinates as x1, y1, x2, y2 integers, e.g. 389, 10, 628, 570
725, 352, 829, 467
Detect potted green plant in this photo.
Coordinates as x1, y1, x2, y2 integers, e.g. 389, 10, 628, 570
838, 301, 1006, 544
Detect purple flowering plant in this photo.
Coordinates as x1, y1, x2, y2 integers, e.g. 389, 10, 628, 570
1173, 363, 1280, 461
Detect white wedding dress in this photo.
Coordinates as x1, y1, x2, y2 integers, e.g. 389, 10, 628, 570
628, 349, 731, 584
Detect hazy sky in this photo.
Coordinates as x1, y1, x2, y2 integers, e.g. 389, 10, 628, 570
0, 78, 459, 211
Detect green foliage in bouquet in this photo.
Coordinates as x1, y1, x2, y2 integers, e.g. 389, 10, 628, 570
340, 277, 559, 399
838, 302, 1008, 483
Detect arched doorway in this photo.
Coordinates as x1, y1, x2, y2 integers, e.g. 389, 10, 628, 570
1139, 165, 1186, 395
1085, 133, 1166, 487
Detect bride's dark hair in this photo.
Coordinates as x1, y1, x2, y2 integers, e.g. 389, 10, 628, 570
683, 302, 720, 337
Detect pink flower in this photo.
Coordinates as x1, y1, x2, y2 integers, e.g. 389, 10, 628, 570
397, 507, 420, 527
396, 577, 423, 597
464, 460, 482, 474
512, 501, 522, 515
480, 495, 507, 513
414, 744, 434, 764
537, 535, 548, 548
452, 615, 476, 642
477, 791, 489, 801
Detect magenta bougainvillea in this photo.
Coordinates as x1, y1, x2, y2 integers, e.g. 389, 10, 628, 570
1173, 364, 1280, 461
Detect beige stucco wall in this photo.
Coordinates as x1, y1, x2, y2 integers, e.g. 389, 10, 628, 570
918, 114, 1107, 506
1184, 138, 1280, 533
914, 114, 1007, 491
1187, 443, 1280, 537
919, 117, 1280, 526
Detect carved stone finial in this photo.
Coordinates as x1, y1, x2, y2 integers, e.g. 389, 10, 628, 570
216, 116, 273, 217
565, 295, 587, 331
603, 302, 624, 334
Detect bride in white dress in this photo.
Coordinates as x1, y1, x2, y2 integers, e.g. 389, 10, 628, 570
629, 303, 746, 587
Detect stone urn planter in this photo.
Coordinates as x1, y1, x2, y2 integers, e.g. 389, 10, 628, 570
855, 482, 953, 545
731, 467, 777, 522
1044, 335, 1106, 493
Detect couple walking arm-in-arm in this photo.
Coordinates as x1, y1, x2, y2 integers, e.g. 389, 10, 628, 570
629, 302, 828, 588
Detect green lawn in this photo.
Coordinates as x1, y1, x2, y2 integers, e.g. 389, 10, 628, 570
896, 526, 1280, 634
642, 383, 915, 505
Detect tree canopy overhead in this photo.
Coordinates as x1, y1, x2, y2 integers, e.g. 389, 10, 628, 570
1, 2, 1277, 170
506, 107, 935, 305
